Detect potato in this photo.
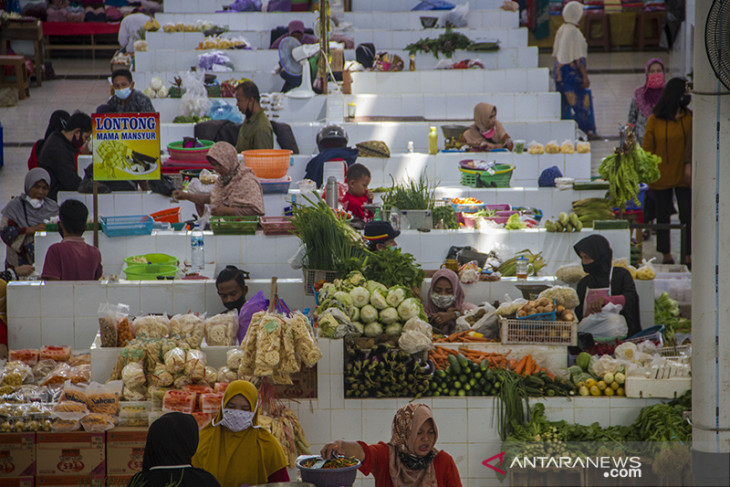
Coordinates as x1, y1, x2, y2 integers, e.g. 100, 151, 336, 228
517, 309, 527, 318
544, 305, 554, 312
556, 305, 565, 314
563, 311, 575, 322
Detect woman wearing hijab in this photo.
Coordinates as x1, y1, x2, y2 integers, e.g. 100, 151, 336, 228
192, 380, 289, 487
126, 412, 220, 487
321, 403, 462, 486
1, 168, 59, 272
423, 269, 476, 336
643, 77, 692, 266
574, 235, 641, 337
552, 1, 597, 137
462, 102, 514, 151
627, 58, 666, 144
173, 142, 265, 217
27, 110, 70, 170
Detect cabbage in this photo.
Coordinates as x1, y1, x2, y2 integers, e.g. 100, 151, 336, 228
349, 286, 370, 308
351, 321, 364, 336
370, 289, 388, 310
360, 305, 378, 324
318, 313, 339, 338
364, 322, 383, 337
348, 271, 366, 286
150, 76, 163, 91
319, 282, 337, 301
143, 86, 156, 98
386, 287, 408, 308
379, 307, 399, 325
349, 306, 360, 322
157, 85, 168, 98
366, 280, 388, 296
385, 322, 403, 336
397, 298, 422, 321
334, 291, 353, 308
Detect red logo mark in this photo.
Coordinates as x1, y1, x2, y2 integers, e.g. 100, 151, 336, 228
482, 451, 506, 475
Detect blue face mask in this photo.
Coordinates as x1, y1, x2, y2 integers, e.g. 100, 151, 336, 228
115, 87, 132, 100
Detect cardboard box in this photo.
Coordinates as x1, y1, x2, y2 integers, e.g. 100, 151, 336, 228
106, 475, 133, 487
273, 364, 317, 399
36, 432, 105, 478
106, 429, 147, 477
0, 477, 34, 487
0, 433, 35, 478
35, 476, 105, 486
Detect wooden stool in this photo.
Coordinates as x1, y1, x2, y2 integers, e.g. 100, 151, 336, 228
635, 11, 664, 50
0, 55, 30, 100
582, 12, 612, 52
0, 20, 45, 87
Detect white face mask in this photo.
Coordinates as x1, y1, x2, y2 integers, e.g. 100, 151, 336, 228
215, 403, 258, 432
25, 195, 44, 209
431, 293, 455, 309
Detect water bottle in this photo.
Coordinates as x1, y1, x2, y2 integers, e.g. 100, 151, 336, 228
428, 126, 438, 155
325, 176, 339, 209
190, 225, 205, 270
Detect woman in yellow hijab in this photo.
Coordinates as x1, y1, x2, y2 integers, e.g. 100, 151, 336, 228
192, 380, 290, 487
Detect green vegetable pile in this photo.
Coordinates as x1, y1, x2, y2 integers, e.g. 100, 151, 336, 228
172, 115, 211, 124
344, 342, 432, 398
381, 177, 436, 210
572, 198, 616, 227
504, 213, 526, 230
598, 131, 661, 211
405, 27, 472, 59
655, 292, 690, 345
432, 205, 458, 230
360, 248, 425, 289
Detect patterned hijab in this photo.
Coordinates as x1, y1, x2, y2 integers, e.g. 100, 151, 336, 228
634, 58, 666, 118
388, 403, 439, 487
207, 142, 265, 215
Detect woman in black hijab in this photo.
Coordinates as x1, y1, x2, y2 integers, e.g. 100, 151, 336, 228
574, 235, 641, 337
127, 412, 220, 487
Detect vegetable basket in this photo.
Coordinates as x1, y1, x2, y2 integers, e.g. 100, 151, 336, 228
448, 199, 486, 213
302, 268, 338, 296
260, 216, 295, 235
296, 456, 361, 487
459, 164, 514, 188
101, 215, 154, 237
500, 317, 577, 346
210, 216, 260, 235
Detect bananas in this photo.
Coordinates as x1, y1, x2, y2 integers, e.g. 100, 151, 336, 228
544, 212, 583, 232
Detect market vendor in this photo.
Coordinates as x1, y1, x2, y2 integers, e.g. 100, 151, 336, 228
574, 235, 641, 337
462, 102, 514, 151
216, 265, 249, 312
235, 81, 274, 152
363, 220, 400, 252
193, 380, 290, 487
126, 412, 221, 487
106, 69, 156, 113
172, 141, 265, 217
424, 269, 476, 335
320, 403, 462, 486
1, 168, 59, 273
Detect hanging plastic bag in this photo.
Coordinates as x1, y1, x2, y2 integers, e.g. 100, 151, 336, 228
207, 99, 243, 124
237, 291, 291, 343
180, 71, 210, 118
635, 258, 657, 280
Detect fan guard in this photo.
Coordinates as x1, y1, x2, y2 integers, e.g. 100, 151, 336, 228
705, 0, 730, 91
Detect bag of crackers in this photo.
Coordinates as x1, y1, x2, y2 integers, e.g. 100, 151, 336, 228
98, 303, 132, 348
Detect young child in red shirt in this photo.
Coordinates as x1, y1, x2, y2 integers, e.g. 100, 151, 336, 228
42, 199, 102, 281
341, 163, 373, 221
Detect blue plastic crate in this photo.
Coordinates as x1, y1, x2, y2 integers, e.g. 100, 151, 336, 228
614, 183, 647, 210
101, 215, 154, 237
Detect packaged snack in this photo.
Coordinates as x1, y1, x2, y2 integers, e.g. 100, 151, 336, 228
9, 349, 39, 366
545, 140, 560, 154
214, 382, 229, 394
528, 140, 545, 154
80, 413, 117, 432
170, 313, 205, 348
560, 140, 575, 154
204, 311, 238, 346
67, 353, 91, 366
173, 373, 192, 389
226, 348, 244, 370
191, 412, 215, 430
162, 390, 197, 414
69, 364, 91, 384
122, 384, 147, 401
185, 350, 207, 382
199, 393, 223, 414
98, 303, 130, 348
40, 345, 72, 362
289, 312, 322, 367
1, 361, 33, 386
117, 317, 134, 347
149, 363, 174, 388
576, 141, 591, 153
62, 381, 88, 405
122, 362, 146, 389
52, 401, 89, 421
182, 384, 213, 395
164, 347, 186, 374
33, 359, 58, 382
53, 418, 81, 432
204, 366, 217, 385
40, 363, 72, 387
217, 366, 237, 383
133, 314, 171, 339
87, 380, 123, 415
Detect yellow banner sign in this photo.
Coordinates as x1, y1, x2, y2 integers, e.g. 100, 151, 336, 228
92, 113, 161, 181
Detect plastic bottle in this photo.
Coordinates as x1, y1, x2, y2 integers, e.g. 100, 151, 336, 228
428, 126, 438, 155
190, 225, 205, 270
409, 55, 416, 71
326, 176, 339, 209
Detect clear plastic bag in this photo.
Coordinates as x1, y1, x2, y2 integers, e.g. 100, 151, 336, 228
185, 349, 207, 382
578, 305, 628, 340
98, 303, 130, 348
86, 380, 123, 415
164, 347, 187, 374
205, 312, 238, 346
170, 313, 205, 348
226, 348, 245, 370
133, 314, 171, 339
217, 366, 237, 383
496, 294, 528, 317
80, 413, 117, 432
1, 361, 33, 386
207, 99, 243, 124
122, 362, 146, 389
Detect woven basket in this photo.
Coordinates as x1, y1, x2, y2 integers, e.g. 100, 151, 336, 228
0, 88, 18, 107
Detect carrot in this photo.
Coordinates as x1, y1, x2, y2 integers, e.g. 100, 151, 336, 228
508, 359, 517, 369
545, 370, 555, 380
513, 355, 528, 375
524, 357, 535, 375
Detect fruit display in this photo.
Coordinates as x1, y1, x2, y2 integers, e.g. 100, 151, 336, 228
571, 198, 616, 227
655, 292, 691, 345
516, 298, 574, 322
598, 130, 661, 211
543, 212, 583, 232
569, 352, 626, 396
196, 36, 249, 50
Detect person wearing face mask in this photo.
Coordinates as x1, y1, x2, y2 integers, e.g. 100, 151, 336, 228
215, 265, 249, 313
642, 77, 692, 266
1, 168, 59, 274
105, 69, 155, 114
424, 269, 476, 336
574, 235, 640, 337
192, 380, 290, 487
234, 81, 274, 153
627, 58, 666, 145
462, 102, 513, 151
321, 403, 462, 486
126, 412, 220, 487
38, 111, 92, 200
172, 142, 265, 217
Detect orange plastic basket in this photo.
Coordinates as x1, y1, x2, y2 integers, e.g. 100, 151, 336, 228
242, 149, 292, 179
150, 207, 181, 223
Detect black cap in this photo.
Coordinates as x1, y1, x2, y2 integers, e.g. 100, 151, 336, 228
364, 220, 400, 244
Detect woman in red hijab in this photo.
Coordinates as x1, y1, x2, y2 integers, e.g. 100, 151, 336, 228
423, 269, 476, 335
321, 403, 462, 486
